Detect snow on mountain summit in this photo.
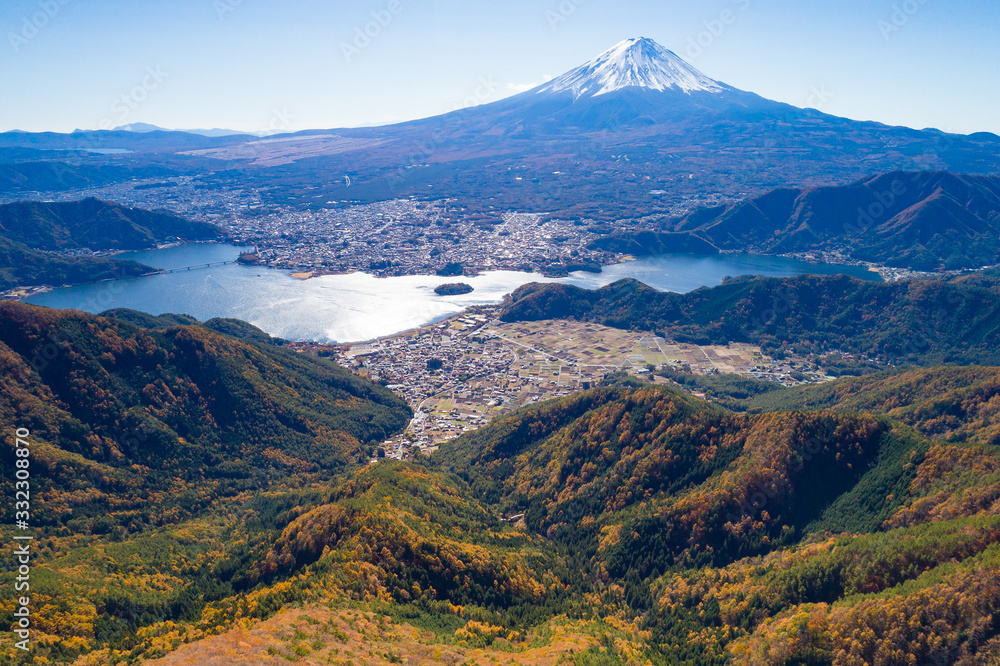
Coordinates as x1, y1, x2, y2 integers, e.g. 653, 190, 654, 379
536, 37, 727, 98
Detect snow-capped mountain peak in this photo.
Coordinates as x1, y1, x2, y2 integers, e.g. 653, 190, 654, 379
536, 37, 727, 98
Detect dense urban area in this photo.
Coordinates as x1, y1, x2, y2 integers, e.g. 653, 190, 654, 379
5, 171, 974, 286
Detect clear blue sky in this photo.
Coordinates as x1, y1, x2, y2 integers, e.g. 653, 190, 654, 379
1, 0, 997, 135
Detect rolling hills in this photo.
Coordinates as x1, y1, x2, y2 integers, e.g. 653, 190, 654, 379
0, 198, 221, 252
594, 171, 1000, 271
433, 386, 924, 577
499, 274, 1000, 366
0, 236, 151, 292
4, 302, 1000, 664
745, 365, 1000, 446
431, 383, 1000, 663
4, 310, 1000, 663
0, 198, 223, 290
0, 302, 410, 534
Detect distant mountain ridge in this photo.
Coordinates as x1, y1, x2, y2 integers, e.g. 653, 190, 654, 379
114, 122, 265, 137
0, 198, 222, 289
0, 197, 222, 251
606, 171, 1000, 271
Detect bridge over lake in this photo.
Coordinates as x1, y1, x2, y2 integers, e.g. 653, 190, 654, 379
144, 260, 237, 275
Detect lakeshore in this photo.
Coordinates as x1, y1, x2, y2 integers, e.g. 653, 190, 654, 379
24, 243, 881, 343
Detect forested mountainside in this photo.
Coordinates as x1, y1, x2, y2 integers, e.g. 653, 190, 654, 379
0, 302, 410, 534
5, 302, 1000, 664
431, 385, 1000, 664
593, 171, 1000, 271
0, 199, 223, 290
0, 236, 150, 291
0, 199, 221, 252
743, 365, 1000, 445
500, 274, 1000, 366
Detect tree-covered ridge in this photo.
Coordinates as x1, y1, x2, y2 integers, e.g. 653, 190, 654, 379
593, 171, 1000, 271
654, 517, 1000, 664
97, 309, 201, 329
0, 301, 410, 534
431, 383, 1000, 663
0, 198, 221, 251
256, 463, 560, 612
101, 308, 283, 345
648, 436, 1000, 661
500, 274, 1000, 365
434, 387, 925, 575
747, 366, 1000, 446
8, 300, 1000, 664
0, 236, 151, 291
0, 198, 223, 289
0, 462, 573, 664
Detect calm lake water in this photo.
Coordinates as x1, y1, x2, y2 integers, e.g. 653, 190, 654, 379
26, 244, 879, 343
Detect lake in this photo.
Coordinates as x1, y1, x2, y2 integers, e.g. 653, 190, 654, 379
26, 244, 879, 343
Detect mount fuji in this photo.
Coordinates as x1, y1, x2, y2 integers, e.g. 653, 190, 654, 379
272, 37, 994, 216
2, 38, 998, 221
392, 37, 781, 136
535, 37, 729, 97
